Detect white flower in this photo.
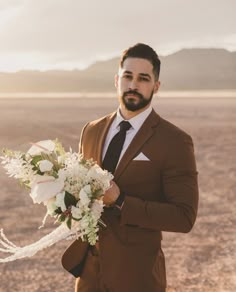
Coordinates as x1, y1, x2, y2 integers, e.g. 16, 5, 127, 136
30, 175, 64, 204
79, 185, 91, 206
71, 206, 82, 219
39, 160, 53, 172
83, 185, 91, 195
55, 192, 67, 212
87, 164, 103, 180
28, 140, 55, 156
58, 169, 66, 180
91, 199, 104, 221
87, 164, 113, 191
0, 140, 114, 247
79, 215, 90, 230
1, 154, 35, 181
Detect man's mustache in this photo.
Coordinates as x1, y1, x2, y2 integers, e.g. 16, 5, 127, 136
123, 91, 144, 99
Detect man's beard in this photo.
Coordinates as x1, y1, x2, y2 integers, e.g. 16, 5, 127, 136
121, 90, 154, 112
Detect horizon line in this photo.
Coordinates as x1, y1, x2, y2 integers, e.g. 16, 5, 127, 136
0, 46, 235, 74
0, 90, 236, 99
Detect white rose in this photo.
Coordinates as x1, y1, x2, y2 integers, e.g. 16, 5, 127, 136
28, 140, 55, 156
30, 175, 64, 204
71, 206, 82, 219
39, 160, 53, 172
55, 192, 67, 212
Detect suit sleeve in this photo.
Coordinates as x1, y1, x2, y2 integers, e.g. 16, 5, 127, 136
78, 123, 89, 154
120, 133, 199, 233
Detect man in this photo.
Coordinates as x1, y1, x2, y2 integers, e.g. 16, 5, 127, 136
62, 43, 199, 292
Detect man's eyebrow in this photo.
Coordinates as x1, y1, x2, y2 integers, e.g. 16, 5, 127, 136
123, 70, 132, 74
122, 71, 151, 79
139, 73, 151, 79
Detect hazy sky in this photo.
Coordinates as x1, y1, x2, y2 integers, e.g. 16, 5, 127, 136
0, 0, 235, 71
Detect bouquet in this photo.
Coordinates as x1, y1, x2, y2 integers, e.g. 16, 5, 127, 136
0, 139, 113, 262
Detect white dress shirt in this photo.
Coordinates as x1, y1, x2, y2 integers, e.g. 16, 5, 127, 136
102, 106, 153, 167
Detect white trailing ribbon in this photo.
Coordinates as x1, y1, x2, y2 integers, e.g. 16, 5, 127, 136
0, 224, 77, 263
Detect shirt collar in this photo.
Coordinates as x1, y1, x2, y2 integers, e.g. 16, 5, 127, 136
115, 105, 153, 131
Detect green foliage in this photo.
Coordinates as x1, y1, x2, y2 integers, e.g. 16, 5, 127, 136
64, 191, 77, 208
1, 148, 18, 157
50, 170, 59, 179
54, 207, 62, 215
92, 188, 103, 199
71, 216, 81, 221
40, 152, 61, 171
54, 139, 66, 156
29, 152, 62, 175
31, 155, 43, 166
58, 214, 66, 222
80, 157, 95, 168
66, 217, 72, 229
19, 179, 31, 189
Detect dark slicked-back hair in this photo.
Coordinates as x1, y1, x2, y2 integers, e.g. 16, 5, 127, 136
119, 43, 161, 80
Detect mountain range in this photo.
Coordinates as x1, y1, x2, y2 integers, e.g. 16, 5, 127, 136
0, 49, 235, 93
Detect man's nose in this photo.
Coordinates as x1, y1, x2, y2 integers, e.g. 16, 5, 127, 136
129, 79, 138, 90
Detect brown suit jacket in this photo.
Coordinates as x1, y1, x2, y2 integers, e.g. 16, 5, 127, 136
61, 109, 199, 291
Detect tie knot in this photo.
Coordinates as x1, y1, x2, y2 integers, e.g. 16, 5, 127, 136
119, 121, 131, 132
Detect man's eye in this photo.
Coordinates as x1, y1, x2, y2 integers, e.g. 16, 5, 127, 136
123, 75, 132, 79
140, 77, 149, 81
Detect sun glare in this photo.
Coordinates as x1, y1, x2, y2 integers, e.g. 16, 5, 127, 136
0, 53, 37, 72
0, 52, 91, 72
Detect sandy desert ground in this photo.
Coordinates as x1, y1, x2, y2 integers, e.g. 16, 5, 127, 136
0, 96, 235, 292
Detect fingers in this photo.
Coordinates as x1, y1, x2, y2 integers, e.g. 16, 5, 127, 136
103, 181, 120, 207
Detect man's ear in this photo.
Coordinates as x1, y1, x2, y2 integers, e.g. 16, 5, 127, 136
114, 74, 119, 89
154, 80, 161, 94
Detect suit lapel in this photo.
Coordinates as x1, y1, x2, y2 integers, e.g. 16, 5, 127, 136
95, 112, 116, 166
114, 110, 160, 180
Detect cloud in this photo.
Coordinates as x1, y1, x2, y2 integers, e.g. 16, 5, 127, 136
0, 0, 235, 71
0, 0, 25, 10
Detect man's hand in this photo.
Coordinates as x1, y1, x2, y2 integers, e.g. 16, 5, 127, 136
103, 181, 120, 207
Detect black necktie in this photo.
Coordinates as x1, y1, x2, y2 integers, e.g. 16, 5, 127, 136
102, 121, 131, 174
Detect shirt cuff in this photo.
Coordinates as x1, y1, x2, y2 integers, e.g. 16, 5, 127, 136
114, 193, 125, 210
